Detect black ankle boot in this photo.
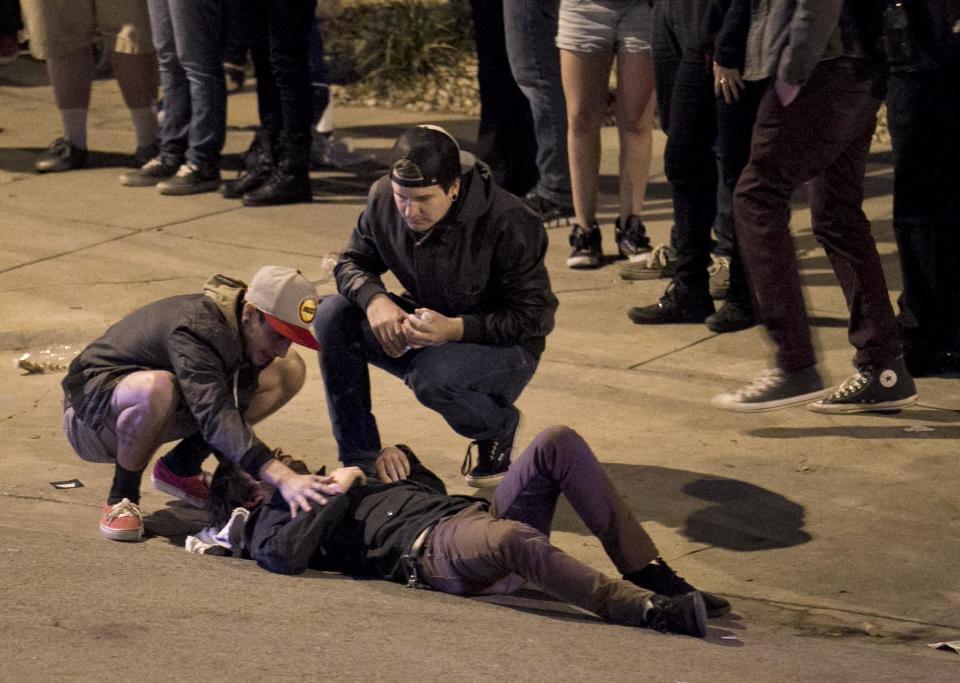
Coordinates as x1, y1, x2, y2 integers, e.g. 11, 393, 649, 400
242, 138, 312, 207
221, 131, 275, 199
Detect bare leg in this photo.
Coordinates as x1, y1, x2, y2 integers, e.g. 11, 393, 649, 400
560, 49, 614, 228
109, 370, 181, 471
615, 49, 656, 221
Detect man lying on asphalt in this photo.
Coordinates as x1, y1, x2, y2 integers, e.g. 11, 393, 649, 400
204, 425, 731, 638
61, 266, 337, 541
313, 124, 558, 488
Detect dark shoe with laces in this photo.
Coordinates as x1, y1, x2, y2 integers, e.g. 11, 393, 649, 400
705, 299, 756, 334
808, 357, 917, 414
242, 169, 312, 206
222, 133, 274, 199
643, 593, 707, 637
461, 412, 523, 488
35, 137, 87, 173
157, 162, 221, 195
627, 557, 730, 618
523, 190, 575, 227
120, 156, 179, 187
567, 223, 602, 268
133, 142, 160, 168
628, 281, 715, 324
615, 215, 652, 262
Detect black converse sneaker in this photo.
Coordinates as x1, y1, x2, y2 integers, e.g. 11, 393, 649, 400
461, 413, 524, 488
711, 365, 828, 412
627, 557, 731, 618
615, 215, 652, 262
808, 357, 917, 414
643, 593, 708, 637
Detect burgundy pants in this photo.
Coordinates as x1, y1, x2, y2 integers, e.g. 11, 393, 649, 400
419, 426, 659, 626
734, 58, 901, 371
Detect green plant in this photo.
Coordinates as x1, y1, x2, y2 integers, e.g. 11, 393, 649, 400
328, 0, 474, 92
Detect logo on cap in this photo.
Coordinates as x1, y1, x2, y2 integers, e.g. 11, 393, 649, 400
299, 297, 317, 324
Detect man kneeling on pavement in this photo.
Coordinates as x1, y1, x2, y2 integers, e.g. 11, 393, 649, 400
61, 266, 336, 541
199, 425, 731, 638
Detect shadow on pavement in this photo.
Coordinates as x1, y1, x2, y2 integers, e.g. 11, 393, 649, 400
551, 463, 811, 552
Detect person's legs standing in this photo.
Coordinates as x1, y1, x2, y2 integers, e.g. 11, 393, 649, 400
503, 0, 573, 218
147, 0, 189, 169
888, 66, 960, 374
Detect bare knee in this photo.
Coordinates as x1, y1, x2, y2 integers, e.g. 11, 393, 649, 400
272, 350, 307, 398
115, 370, 179, 419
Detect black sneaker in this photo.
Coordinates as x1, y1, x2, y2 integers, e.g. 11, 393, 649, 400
120, 156, 179, 187
705, 299, 756, 334
808, 357, 917, 414
628, 280, 715, 324
711, 365, 828, 412
461, 412, 523, 488
133, 142, 160, 168
643, 593, 708, 638
566, 223, 602, 268
35, 137, 87, 173
222, 134, 274, 199
615, 215, 652, 262
157, 162, 221, 195
626, 557, 730, 618
523, 190, 575, 228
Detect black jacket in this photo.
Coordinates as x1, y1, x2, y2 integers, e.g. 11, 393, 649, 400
62, 275, 275, 477
247, 462, 479, 582
335, 161, 558, 358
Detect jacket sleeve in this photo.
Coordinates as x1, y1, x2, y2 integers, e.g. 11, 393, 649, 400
167, 325, 274, 477
249, 494, 353, 575
459, 209, 558, 347
778, 0, 843, 85
714, 0, 749, 69
335, 185, 391, 313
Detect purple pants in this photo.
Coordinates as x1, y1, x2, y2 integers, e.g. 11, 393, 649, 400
419, 426, 660, 626
734, 59, 901, 371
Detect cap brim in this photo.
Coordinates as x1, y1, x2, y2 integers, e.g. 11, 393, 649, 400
263, 312, 320, 350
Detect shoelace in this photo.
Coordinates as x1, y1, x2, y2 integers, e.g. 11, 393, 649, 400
652, 559, 692, 593
461, 441, 479, 475
829, 369, 871, 399
142, 157, 164, 171
733, 368, 784, 399
175, 162, 200, 177
104, 498, 141, 522
708, 255, 730, 276
641, 244, 675, 269
569, 224, 593, 249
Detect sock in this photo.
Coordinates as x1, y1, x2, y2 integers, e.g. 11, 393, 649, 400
159, 433, 211, 477
108, 463, 144, 505
59, 108, 88, 149
128, 105, 159, 148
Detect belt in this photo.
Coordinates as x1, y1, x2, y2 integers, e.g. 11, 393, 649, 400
399, 522, 436, 589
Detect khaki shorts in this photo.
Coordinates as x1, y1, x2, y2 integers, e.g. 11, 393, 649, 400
21, 0, 154, 60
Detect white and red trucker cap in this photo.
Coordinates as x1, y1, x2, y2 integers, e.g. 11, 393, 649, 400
245, 266, 320, 350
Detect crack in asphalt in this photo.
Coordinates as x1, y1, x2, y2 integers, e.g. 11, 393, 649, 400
0, 276, 187, 293
0, 207, 243, 276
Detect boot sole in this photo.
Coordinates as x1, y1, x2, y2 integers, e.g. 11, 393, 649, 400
807, 394, 918, 414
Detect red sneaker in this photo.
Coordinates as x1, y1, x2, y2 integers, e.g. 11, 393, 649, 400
99, 499, 143, 542
151, 458, 210, 508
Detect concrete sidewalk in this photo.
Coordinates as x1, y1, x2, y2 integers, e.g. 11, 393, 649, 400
1, 58, 958, 681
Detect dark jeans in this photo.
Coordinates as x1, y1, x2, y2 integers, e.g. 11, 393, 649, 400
242, 0, 316, 165
714, 79, 768, 305
887, 66, 960, 354
470, 0, 539, 196
664, 58, 717, 294
147, 0, 226, 169
0, 0, 21, 34
735, 59, 900, 371
650, 0, 687, 135
420, 426, 659, 626
503, 0, 572, 206
314, 295, 538, 463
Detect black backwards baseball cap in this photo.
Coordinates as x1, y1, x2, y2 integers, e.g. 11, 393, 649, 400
389, 125, 462, 189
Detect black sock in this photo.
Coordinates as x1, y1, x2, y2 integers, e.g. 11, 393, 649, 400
159, 433, 210, 477
108, 464, 144, 505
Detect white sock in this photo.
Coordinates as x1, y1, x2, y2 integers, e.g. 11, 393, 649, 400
60, 108, 88, 149
129, 105, 159, 148
315, 94, 334, 135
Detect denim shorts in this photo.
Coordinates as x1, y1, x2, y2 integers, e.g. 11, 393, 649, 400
556, 0, 653, 54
